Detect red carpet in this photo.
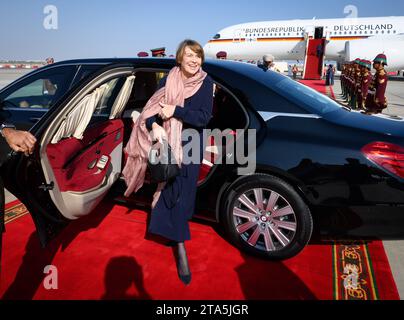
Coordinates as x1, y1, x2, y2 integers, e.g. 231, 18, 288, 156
0, 199, 399, 300
299, 79, 335, 99
302, 38, 325, 80
299, 80, 328, 95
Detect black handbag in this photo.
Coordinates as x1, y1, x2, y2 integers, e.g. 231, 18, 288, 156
147, 139, 180, 183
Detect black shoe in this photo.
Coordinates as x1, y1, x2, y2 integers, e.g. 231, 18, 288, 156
175, 242, 191, 285
178, 272, 192, 286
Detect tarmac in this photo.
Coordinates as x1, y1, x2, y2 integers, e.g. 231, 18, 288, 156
1, 69, 404, 299
0, 69, 29, 90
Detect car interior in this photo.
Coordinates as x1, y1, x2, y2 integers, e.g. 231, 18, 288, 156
41, 69, 248, 220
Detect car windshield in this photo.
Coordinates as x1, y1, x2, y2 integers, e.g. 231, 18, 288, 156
273, 77, 342, 115
212, 61, 342, 115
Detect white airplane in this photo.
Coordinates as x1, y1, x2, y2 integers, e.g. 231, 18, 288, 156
204, 16, 404, 71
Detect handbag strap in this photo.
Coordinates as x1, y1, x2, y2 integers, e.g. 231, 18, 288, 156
149, 139, 177, 165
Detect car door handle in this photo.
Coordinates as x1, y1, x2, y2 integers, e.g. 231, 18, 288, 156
29, 117, 41, 123
88, 159, 97, 169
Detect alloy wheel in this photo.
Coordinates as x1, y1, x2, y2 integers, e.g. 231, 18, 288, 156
232, 188, 297, 252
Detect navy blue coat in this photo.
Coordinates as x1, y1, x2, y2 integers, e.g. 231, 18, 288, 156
145, 75, 214, 242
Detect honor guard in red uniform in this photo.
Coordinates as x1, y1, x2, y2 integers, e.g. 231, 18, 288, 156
347, 62, 355, 104
349, 58, 361, 109
365, 54, 388, 114
344, 62, 351, 102
356, 60, 365, 110
151, 47, 167, 83
216, 51, 227, 60
344, 62, 353, 102
358, 60, 372, 110
45, 57, 54, 65
341, 63, 349, 100
151, 47, 166, 57
341, 64, 346, 98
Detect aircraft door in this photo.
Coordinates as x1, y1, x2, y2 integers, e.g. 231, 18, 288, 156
315, 27, 324, 39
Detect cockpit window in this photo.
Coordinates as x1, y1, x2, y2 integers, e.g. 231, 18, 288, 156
213, 34, 221, 39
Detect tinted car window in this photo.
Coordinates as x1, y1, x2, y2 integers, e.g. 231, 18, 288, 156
90, 77, 126, 125
244, 66, 341, 114
0, 65, 76, 111
205, 62, 308, 114
206, 61, 340, 115
245, 83, 309, 114
274, 78, 341, 114
72, 64, 104, 86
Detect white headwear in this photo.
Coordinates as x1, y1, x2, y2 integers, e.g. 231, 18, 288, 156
263, 54, 275, 62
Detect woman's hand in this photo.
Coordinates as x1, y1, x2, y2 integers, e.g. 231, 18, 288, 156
159, 102, 176, 120
151, 123, 167, 143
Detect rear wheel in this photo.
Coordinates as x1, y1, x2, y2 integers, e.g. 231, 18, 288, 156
222, 174, 313, 260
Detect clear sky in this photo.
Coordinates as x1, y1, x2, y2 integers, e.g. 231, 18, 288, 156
0, 0, 403, 61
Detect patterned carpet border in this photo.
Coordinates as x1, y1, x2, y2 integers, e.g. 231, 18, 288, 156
333, 241, 379, 300
4, 200, 28, 225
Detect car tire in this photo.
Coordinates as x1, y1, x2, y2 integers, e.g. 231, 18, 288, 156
221, 174, 313, 260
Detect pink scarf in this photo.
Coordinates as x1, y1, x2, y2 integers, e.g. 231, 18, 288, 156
122, 66, 207, 207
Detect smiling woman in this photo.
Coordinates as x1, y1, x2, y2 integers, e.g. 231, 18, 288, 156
175, 41, 205, 79
123, 39, 213, 286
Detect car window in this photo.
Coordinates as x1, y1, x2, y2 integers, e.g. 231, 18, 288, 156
274, 78, 341, 114
123, 70, 167, 110
95, 78, 122, 115
0, 65, 76, 111
90, 77, 126, 124
72, 64, 104, 86
212, 62, 340, 115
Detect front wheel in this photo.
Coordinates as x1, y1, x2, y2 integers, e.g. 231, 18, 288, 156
221, 174, 313, 260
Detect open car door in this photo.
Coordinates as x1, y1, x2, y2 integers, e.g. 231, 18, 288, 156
1, 65, 135, 247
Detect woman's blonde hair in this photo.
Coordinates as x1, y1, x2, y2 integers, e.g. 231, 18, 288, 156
176, 39, 205, 65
